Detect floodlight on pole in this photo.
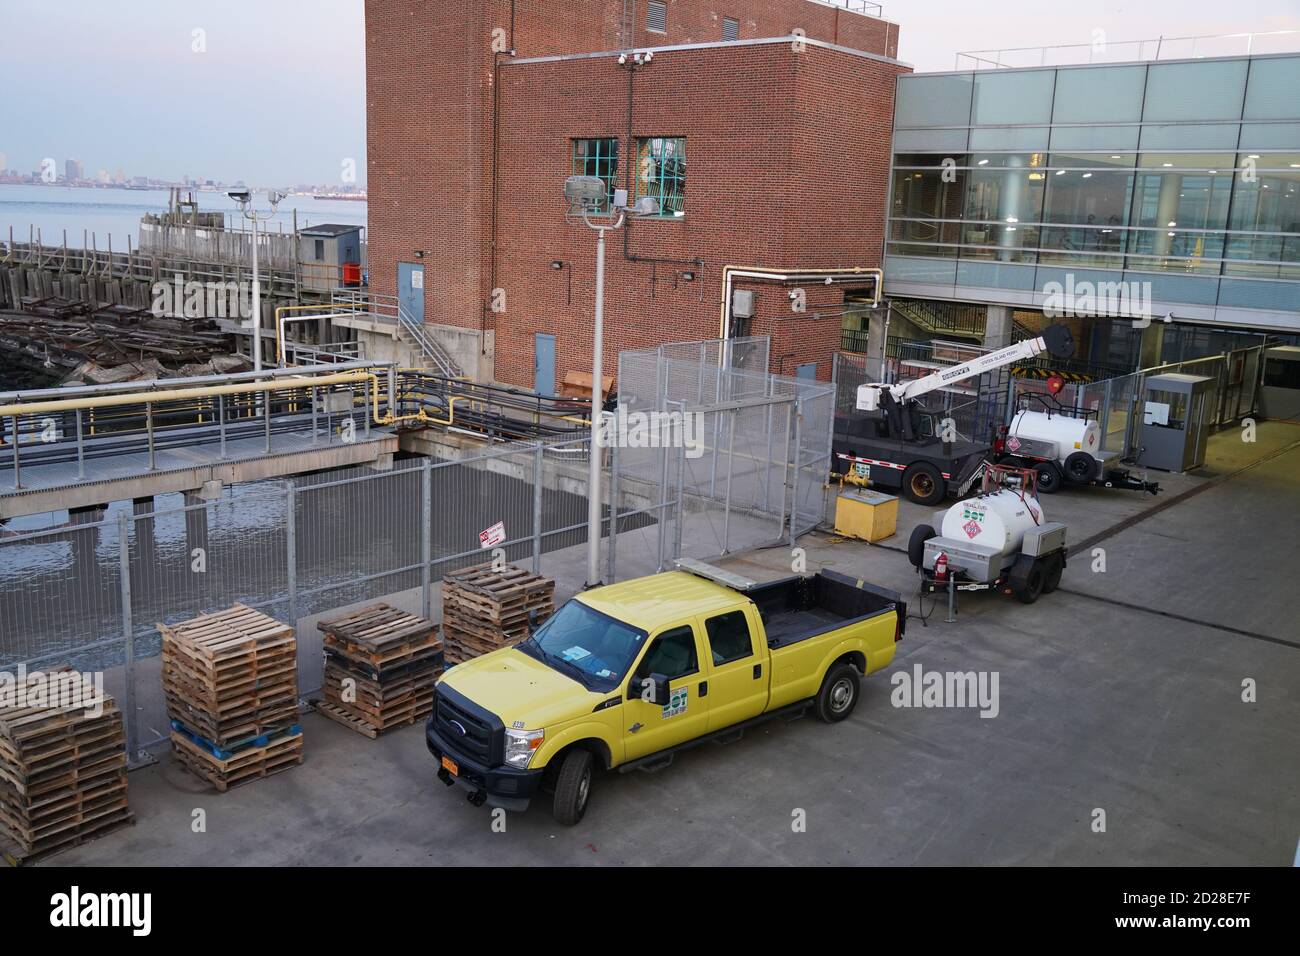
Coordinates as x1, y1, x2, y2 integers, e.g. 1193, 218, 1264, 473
564, 176, 659, 589
229, 187, 286, 373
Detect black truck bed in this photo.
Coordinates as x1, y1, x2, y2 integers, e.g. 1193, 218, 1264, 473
747, 570, 905, 650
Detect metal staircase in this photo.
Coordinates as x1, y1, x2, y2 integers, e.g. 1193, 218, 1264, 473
396, 303, 462, 379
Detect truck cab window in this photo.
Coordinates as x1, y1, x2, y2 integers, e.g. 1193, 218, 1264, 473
637, 625, 698, 680
705, 610, 753, 665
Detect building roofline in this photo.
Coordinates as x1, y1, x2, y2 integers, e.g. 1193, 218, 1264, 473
905, 48, 1300, 79
503, 34, 911, 70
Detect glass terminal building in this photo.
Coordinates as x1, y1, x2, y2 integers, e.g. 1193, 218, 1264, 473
883, 53, 1300, 336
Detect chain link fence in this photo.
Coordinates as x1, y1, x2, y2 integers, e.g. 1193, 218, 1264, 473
614, 337, 834, 571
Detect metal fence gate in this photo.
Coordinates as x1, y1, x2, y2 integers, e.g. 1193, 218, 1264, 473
613, 337, 835, 576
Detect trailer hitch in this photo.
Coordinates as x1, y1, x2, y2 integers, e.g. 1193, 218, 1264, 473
1100, 469, 1160, 495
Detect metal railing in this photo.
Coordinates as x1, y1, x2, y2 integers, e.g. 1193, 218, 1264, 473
330, 289, 463, 379
956, 29, 1300, 70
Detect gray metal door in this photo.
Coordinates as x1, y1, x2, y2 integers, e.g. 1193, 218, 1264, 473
535, 333, 556, 396
397, 262, 424, 322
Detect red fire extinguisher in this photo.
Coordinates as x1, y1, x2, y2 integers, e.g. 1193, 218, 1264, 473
934, 552, 949, 581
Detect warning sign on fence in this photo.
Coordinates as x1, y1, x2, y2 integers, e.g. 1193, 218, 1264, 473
479, 521, 506, 549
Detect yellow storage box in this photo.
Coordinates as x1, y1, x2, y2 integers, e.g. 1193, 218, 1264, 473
834, 489, 898, 542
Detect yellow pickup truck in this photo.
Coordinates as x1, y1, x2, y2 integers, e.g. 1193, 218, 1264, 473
426, 561, 905, 824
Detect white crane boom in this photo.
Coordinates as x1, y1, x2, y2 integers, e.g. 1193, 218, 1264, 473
857, 325, 1074, 412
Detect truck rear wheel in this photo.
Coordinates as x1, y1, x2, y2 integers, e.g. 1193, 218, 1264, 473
1034, 461, 1063, 494
552, 748, 593, 826
1009, 554, 1045, 604
902, 462, 945, 505
1064, 451, 1097, 483
1042, 553, 1064, 593
908, 524, 936, 569
814, 663, 861, 723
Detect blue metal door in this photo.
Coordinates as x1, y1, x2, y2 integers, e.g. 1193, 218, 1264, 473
796, 362, 817, 380
397, 262, 424, 322
534, 334, 556, 396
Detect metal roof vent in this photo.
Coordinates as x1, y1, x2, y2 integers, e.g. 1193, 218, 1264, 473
646, 1, 667, 33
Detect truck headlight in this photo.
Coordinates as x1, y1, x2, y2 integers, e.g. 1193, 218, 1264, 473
504, 728, 544, 768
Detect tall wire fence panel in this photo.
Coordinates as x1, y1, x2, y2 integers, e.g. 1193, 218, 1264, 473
615, 338, 834, 574
0, 433, 681, 760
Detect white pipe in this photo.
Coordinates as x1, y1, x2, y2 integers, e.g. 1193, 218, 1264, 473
718, 265, 883, 341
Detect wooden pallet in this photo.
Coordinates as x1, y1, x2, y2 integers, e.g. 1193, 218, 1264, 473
314, 696, 434, 739
0, 668, 132, 863
441, 564, 555, 664
317, 604, 441, 665
159, 605, 300, 749
170, 729, 303, 793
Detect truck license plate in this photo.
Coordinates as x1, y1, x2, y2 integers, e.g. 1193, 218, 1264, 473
441, 755, 458, 776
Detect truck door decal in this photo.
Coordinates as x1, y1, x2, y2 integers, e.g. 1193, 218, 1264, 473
661, 687, 688, 719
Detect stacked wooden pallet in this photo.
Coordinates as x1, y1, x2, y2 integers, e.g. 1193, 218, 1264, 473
159, 605, 303, 791
441, 564, 555, 665
0, 668, 133, 863
315, 604, 444, 738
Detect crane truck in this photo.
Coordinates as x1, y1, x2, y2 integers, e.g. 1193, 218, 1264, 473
833, 325, 1076, 504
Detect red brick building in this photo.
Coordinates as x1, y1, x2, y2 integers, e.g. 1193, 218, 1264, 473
364, 0, 907, 387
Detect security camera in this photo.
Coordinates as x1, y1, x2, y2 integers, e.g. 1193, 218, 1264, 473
618, 53, 627, 64
227, 188, 251, 203
644, 51, 653, 62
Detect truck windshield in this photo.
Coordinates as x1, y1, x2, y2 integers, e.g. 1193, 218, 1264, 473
522, 599, 647, 693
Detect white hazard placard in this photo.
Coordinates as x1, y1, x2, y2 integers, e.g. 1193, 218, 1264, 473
479, 521, 506, 548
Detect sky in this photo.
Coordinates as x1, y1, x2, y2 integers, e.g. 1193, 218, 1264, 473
1, 0, 1298, 186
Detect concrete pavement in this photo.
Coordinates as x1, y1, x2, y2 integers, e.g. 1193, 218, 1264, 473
47, 423, 1300, 866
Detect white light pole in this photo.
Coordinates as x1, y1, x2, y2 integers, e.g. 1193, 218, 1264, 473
229, 188, 285, 371
565, 177, 658, 589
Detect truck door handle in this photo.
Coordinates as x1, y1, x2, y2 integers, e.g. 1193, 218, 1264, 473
753, 664, 762, 679
699, 681, 708, 697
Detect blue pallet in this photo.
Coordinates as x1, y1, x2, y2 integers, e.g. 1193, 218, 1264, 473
169, 719, 301, 761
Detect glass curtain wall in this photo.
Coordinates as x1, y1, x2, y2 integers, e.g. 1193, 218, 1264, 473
887, 55, 1300, 302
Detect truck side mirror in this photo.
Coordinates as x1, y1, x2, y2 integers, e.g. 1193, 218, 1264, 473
635, 672, 672, 706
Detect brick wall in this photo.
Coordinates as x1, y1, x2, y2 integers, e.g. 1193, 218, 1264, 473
364, 0, 904, 386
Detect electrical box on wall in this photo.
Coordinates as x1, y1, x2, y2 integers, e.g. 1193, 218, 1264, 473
732, 288, 755, 318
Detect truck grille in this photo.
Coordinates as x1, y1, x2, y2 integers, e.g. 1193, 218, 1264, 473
434, 691, 498, 765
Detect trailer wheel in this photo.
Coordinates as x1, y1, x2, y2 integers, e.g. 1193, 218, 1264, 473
814, 663, 860, 723
1009, 554, 1045, 604
902, 462, 945, 505
552, 748, 593, 826
908, 524, 936, 569
1034, 462, 1063, 494
1064, 451, 1098, 483
1042, 553, 1064, 593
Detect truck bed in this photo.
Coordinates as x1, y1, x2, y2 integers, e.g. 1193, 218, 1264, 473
748, 570, 904, 649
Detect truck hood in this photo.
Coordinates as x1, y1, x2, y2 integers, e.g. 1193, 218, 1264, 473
437, 647, 606, 729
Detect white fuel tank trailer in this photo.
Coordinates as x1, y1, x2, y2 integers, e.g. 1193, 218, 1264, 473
1007, 410, 1102, 472
908, 464, 1069, 605
939, 487, 1046, 559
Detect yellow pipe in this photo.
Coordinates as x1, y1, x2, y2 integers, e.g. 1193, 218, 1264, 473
0, 371, 371, 418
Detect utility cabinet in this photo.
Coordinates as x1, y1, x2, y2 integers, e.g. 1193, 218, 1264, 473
1139, 373, 1214, 473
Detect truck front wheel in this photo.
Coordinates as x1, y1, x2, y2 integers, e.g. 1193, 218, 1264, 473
815, 663, 861, 723
552, 748, 593, 826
